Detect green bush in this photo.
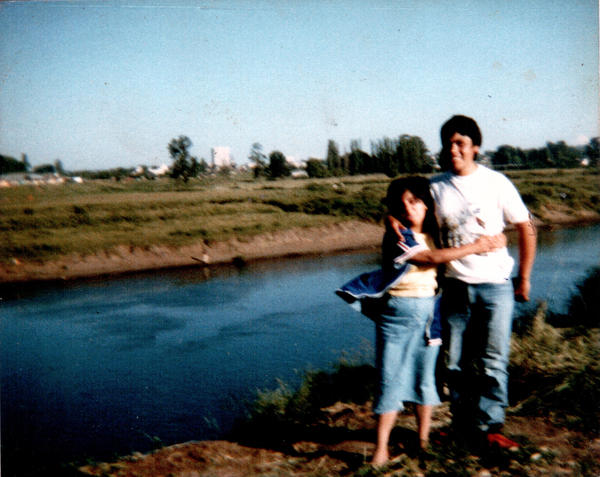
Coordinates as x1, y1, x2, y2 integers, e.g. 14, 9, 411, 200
228, 357, 377, 448
3, 243, 63, 260
567, 266, 600, 328
509, 304, 600, 434
252, 362, 377, 424
305, 182, 329, 192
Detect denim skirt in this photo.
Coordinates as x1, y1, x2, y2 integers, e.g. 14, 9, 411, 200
373, 295, 441, 414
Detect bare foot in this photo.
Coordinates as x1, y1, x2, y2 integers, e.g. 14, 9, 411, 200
371, 449, 389, 468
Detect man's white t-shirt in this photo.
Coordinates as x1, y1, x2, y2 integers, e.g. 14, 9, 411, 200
429, 165, 530, 284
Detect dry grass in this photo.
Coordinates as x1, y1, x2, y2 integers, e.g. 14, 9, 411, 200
1, 168, 598, 263
506, 168, 600, 219
509, 303, 600, 434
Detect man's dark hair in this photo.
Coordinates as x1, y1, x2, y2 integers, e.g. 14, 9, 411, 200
440, 115, 482, 148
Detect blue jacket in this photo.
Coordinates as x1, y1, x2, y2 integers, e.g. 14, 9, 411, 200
335, 228, 442, 345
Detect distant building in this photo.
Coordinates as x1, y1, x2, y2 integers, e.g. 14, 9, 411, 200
211, 147, 231, 168
148, 164, 170, 176
285, 156, 300, 168
291, 170, 309, 179
0, 172, 66, 186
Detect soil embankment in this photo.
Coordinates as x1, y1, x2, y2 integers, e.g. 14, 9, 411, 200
0, 220, 384, 284
2, 210, 599, 285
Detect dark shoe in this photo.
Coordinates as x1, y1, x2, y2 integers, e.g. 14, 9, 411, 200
431, 430, 450, 446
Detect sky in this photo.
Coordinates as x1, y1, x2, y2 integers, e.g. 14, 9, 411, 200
0, 0, 598, 171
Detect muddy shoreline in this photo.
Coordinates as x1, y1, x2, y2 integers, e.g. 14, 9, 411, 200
2, 214, 599, 287
0, 220, 385, 286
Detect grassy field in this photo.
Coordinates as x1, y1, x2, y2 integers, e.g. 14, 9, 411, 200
505, 168, 600, 214
1, 168, 598, 264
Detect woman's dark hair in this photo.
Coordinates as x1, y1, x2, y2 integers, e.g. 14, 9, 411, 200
384, 175, 438, 238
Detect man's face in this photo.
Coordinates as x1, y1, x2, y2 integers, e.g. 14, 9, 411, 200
448, 132, 479, 176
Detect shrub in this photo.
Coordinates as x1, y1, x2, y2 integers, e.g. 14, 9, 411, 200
304, 182, 329, 192
567, 266, 600, 328
252, 362, 377, 424
229, 357, 377, 447
305, 159, 330, 178
71, 205, 93, 225
5, 243, 63, 260
509, 304, 600, 434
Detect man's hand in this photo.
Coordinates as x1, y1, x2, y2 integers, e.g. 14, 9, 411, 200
387, 215, 406, 241
513, 276, 531, 302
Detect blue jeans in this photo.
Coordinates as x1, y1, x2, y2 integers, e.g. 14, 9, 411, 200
440, 278, 514, 433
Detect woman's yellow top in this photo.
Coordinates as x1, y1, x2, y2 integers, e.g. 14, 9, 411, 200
388, 232, 438, 297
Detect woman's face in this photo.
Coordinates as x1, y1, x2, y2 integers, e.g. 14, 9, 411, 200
399, 189, 428, 231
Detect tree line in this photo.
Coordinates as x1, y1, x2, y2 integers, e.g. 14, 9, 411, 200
252, 135, 598, 180
488, 139, 598, 170
249, 135, 435, 180
2, 134, 597, 180
0, 154, 67, 176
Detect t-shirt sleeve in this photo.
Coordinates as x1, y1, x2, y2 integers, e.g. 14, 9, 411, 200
500, 176, 530, 225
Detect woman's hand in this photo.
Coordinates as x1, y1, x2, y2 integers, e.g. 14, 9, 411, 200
474, 233, 507, 253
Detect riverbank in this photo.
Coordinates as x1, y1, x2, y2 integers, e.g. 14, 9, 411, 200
78, 404, 600, 477
2, 210, 599, 285
77, 319, 600, 477
0, 220, 384, 284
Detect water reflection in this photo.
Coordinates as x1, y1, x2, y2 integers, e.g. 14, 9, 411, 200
96, 310, 185, 349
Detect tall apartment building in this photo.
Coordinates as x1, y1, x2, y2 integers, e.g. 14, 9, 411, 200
211, 147, 231, 168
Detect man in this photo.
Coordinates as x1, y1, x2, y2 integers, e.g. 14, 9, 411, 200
391, 115, 536, 448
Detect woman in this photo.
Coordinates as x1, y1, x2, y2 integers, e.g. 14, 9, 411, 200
337, 176, 505, 466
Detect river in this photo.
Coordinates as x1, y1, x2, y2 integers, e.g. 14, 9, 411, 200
1, 223, 599, 475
